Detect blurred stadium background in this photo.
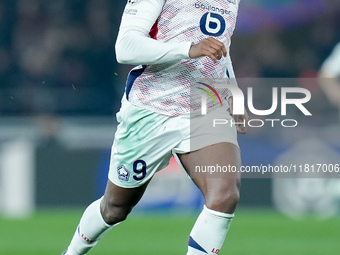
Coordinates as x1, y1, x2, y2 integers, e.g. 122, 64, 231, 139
0, 0, 340, 254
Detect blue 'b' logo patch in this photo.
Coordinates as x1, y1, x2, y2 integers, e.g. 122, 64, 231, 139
200, 12, 226, 37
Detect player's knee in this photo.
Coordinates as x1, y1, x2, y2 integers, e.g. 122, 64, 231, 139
101, 201, 131, 225
206, 186, 240, 213
227, 188, 240, 207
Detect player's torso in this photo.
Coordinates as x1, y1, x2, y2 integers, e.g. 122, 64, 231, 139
156, 0, 239, 47
128, 0, 240, 116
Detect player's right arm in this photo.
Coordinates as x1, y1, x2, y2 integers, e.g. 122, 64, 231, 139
115, 0, 191, 65
115, 0, 227, 65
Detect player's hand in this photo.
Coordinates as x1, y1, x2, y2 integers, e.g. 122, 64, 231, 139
189, 37, 227, 62
228, 96, 248, 134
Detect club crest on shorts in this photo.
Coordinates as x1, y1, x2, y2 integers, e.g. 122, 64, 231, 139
117, 165, 130, 181
127, 0, 139, 5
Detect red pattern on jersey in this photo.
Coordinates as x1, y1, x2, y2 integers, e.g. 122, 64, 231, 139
149, 19, 159, 39
129, 0, 240, 116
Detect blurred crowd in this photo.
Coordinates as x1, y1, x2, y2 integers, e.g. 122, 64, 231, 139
0, 0, 339, 116
232, 3, 340, 78
0, 0, 127, 116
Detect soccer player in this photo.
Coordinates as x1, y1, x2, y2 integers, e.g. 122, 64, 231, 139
62, 0, 247, 254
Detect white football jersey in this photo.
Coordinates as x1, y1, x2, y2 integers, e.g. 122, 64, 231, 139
116, 0, 240, 116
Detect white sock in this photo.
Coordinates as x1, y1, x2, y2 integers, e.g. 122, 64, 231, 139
65, 197, 115, 255
187, 205, 234, 255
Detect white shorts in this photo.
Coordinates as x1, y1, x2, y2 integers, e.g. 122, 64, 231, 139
108, 98, 238, 188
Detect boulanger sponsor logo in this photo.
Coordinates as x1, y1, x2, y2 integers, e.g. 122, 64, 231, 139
195, 3, 232, 16
200, 12, 226, 37
198, 80, 312, 128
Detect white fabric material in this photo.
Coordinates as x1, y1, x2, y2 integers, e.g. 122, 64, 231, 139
108, 98, 238, 188
321, 42, 340, 77
115, 0, 191, 65
115, 0, 240, 116
66, 198, 113, 255
204, 205, 234, 218
187, 205, 234, 255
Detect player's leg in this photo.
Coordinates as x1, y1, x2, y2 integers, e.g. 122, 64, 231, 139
64, 99, 182, 255
64, 179, 149, 255
101, 178, 151, 224
178, 142, 241, 255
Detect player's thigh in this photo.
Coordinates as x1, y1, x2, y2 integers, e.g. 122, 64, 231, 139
108, 99, 183, 188
178, 142, 241, 212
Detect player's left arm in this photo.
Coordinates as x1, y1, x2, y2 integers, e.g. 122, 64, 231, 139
189, 37, 227, 63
